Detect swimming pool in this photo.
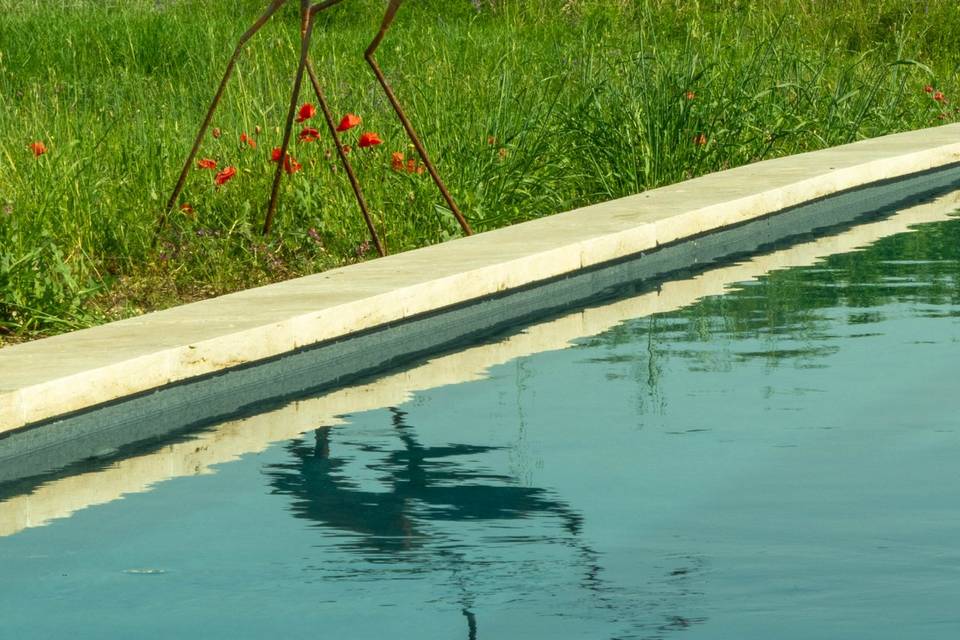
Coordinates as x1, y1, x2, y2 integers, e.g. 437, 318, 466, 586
1, 201, 959, 638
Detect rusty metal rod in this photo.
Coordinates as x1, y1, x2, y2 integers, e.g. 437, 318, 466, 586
305, 0, 384, 254
263, 0, 315, 235
157, 0, 288, 244
309, 0, 347, 17
365, 0, 473, 236
305, 60, 387, 256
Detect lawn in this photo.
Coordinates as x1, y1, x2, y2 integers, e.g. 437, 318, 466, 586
1, 0, 958, 343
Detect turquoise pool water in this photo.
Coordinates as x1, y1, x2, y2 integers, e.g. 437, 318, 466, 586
1, 213, 959, 638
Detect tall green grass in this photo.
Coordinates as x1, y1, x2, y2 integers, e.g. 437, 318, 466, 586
1, 0, 959, 342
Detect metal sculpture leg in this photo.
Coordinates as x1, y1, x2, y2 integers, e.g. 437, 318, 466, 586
263, 0, 372, 240
263, 0, 316, 235
305, 60, 387, 256
365, 0, 473, 236
158, 0, 288, 241
304, 0, 385, 255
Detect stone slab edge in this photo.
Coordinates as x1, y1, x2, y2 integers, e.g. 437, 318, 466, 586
3, 124, 960, 433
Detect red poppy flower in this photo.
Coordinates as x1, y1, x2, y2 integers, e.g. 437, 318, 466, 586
299, 127, 320, 143
271, 147, 283, 162
29, 141, 47, 157
358, 132, 383, 148
934, 91, 946, 102
180, 203, 195, 216
685, 90, 696, 100
336, 113, 362, 132
406, 158, 417, 173
296, 103, 317, 123
240, 132, 257, 148
283, 155, 302, 175
924, 85, 934, 93
214, 166, 237, 186
391, 151, 405, 171
197, 158, 217, 170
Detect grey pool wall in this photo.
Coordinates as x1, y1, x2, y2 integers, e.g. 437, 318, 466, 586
1, 124, 960, 482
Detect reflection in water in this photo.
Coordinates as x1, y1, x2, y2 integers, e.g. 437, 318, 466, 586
267, 408, 585, 553
266, 408, 579, 637
266, 408, 705, 638
581, 215, 960, 380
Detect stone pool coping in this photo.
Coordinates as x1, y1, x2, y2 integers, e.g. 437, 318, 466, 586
2, 123, 960, 435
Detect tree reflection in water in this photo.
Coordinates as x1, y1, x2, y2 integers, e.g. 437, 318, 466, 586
266, 407, 704, 638
267, 407, 586, 549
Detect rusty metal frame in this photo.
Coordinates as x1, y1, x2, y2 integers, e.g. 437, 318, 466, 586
159, 0, 473, 256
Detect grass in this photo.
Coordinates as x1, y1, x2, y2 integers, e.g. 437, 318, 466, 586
2, 0, 959, 344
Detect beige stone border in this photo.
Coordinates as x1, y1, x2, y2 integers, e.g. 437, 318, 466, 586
3, 189, 959, 537
2, 123, 960, 434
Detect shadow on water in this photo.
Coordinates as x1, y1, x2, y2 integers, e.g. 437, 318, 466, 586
265, 407, 706, 639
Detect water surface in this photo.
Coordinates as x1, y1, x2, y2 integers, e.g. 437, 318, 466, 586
1, 212, 959, 639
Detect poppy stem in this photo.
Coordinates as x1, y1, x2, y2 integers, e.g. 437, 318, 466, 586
365, 0, 473, 236
156, 0, 288, 247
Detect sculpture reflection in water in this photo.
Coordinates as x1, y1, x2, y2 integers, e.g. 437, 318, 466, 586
266, 407, 705, 638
